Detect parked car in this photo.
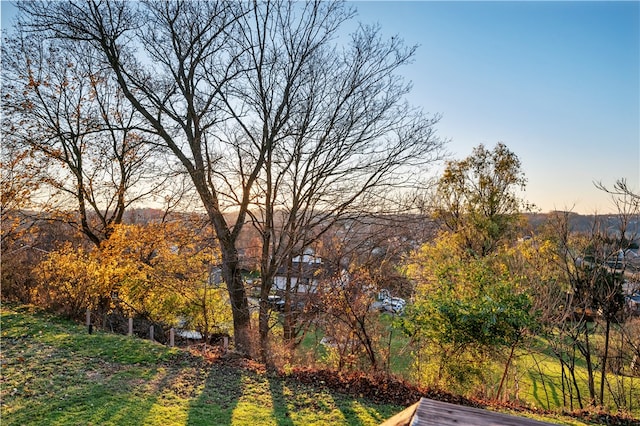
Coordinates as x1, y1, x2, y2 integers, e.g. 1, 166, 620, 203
263, 295, 309, 313
380, 296, 406, 314
265, 295, 285, 311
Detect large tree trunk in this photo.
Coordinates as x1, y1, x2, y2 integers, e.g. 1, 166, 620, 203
258, 276, 272, 363
201, 188, 253, 357
283, 260, 295, 344
220, 241, 252, 356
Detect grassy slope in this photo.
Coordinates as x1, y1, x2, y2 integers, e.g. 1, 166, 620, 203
3, 306, 637, 426
0, 305, 399, 426
296, 318, 640, 422
516, 341, 640, 416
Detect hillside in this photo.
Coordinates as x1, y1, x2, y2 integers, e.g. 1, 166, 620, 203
525, 212, 640, 237
1, 305, 402, 425
1, 305, 636, 426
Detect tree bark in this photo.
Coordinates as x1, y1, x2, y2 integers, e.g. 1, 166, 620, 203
497, 343, 517, 401
599, 317, 611, 405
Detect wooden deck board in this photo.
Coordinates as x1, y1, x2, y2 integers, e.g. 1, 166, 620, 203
381, 398, 558, 426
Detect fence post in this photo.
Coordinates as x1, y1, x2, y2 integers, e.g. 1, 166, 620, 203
128, 317, 133, 337
169, 328, 175, 347
149, 325, 154, 342
86, 309, 92, 334
223, 336, 229, 353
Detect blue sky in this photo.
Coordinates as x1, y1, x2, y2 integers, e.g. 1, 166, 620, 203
350, 1, 639, 214
2, 1, 639, 214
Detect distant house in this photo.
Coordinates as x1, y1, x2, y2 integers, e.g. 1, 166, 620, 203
273, 249, 324, 294
626, 293, 640, 315
623, 248, 640, 273
603, 248, 640, 273
623, 280, 640, 296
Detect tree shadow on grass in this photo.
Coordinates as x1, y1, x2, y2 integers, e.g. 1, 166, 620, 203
4, 386, 156, 426
1, 324, 163, 426
186, 363, 243, 426
528, 370, 561, 411
267, 375, 295, 426
337, 398, 398, 426
2, 355, 164, 426
3, 306, 239, 426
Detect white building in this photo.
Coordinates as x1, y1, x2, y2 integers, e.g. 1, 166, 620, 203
273, 249, 324, 294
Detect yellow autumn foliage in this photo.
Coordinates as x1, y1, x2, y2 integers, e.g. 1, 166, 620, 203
36, 222, 232, 334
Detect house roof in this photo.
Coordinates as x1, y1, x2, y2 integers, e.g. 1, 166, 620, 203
275, 260, 324, 280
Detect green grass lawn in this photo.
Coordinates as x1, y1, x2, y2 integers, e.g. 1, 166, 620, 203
0, 305, 400, 426
294, 317, 639, 422
515, 347, 640, 416
3, 305, 637, 425
292, 313, 414, 377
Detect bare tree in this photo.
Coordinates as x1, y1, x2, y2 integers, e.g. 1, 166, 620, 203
0, 139, 40, 247
14, 0, 258, 353
16, 0, 443, 356
2, 32, 167, 247
316, 268, 383, 372
544, 204, 639, 409
227, 1, 443, 359
596, 178, 640, 203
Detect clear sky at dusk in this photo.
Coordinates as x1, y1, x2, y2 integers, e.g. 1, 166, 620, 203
349, 1, 639, 214
2, 1, 638, 214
